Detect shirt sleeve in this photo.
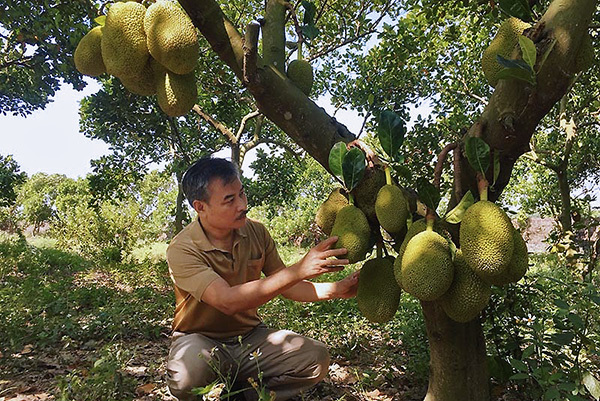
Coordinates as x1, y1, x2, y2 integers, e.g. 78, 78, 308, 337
260, 224, 286, 275
166, 240, 221, 302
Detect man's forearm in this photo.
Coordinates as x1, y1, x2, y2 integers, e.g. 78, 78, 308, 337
281, 280, 338, 302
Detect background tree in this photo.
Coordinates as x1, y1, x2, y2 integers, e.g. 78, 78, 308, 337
0, 154, 26, 232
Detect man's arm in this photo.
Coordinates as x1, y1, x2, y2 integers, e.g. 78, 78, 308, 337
280, 271, 360, 302
201, 237, 349, 315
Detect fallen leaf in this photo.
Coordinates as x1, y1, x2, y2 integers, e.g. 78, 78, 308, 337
21, 344, 34, 355
136, 383, 156, 395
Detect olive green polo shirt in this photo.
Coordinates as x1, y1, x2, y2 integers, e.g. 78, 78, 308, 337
166, 218, 286, 339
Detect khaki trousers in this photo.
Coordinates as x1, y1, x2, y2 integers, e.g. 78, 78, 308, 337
166, 324, 330, 401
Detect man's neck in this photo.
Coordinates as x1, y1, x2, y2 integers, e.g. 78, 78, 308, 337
198, 217, 234, 252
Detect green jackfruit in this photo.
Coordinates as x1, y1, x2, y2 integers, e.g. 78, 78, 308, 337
287, 59, 313, 95
74, 26, 106, 77
330, 205, 371, 264
481, 17, 531, 87
315, 188, 349, 235
353, 167, 386, 225
441, 250, 491, 323
101, 2, 149, 79
460, 200, 514, 283
401, 230, 454, 301
156, 69, 197, 117
375, 184, 409, 234
119, 57, 159, 96
144, 1, 199, 75
488, 228, 529, 286
357, 256, 401, 323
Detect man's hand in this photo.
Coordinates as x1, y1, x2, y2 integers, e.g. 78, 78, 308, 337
293, 236, 349, 280
331, 270, 360, 299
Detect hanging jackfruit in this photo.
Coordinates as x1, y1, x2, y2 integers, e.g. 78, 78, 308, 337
315, 188, 349, 236
460, 200, 514, 283
481, 17, 531, 87
487, 228, 529, 286
101, 1, 149, 79
144, 0, 199, 75
375, 184, 409, 234
287, 59, 314, 96
441, 250, 491, 323
74, 26, 106, 77
156, 69, 197, 117
357, 256, 401, 323
330, 205, 371, 264
353, 167, 386, 225
401, 230, 454, 301
118, 58, 159, 96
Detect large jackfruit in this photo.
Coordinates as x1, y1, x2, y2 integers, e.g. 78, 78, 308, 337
487, 228, 529, 286
357, 256, 401, 323
287, 59, 313, 96
144, 1, 199, 75
441, 250, 491, 323
353, 167, 386, 225
315, 188, 349, 235
119, 58, 159, 96
401, 230, 454, 301
481, 17, 531, 87
460, 200, 514, 283
330, 205, 371, 264
156, 69, 197, 117
74, 26, 106, 77
101, 2, 149, 79
375, 184, 409, 234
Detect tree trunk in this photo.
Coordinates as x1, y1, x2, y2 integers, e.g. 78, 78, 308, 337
557, 170, 572, 232
422, 302, 490, 401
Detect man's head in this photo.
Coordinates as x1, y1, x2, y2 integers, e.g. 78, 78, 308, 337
182, 157, 248, 230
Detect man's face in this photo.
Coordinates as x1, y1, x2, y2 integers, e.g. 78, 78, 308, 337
195, 177, 248, 231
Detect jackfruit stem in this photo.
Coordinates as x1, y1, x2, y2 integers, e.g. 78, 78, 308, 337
477, 172, 489, 201
348, 193, 355, 205
425, 209, 435, 231
384, 166, 392, 186
376, 243, 383, 259
297, 42, 303, 61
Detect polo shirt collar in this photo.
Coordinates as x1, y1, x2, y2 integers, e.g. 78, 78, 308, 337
191, 218, 248, 252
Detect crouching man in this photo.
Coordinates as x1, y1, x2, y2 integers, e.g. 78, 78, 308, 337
166, 157, 359, 400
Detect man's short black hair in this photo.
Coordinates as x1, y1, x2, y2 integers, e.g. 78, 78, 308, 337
182, 157, 240, 207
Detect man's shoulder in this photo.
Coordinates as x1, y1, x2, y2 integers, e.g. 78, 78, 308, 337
167, 219, 201, 255
240, 218, 269, 239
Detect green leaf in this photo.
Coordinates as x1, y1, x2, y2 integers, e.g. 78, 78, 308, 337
378, 110, 406, 159
498, 0, 533, 21
509, 358, 528, 372
301, 24, 320, 41
568, 313, 585, 330
496, 67, 536, 85
301, 1, 317, 25
328, 142, 347, 178
590, 295, 600, 306
551, 332, 575, 345
444, 191, 475, 224
510, 373, 530, 380
492, 150, 501, 186
554, 299, 570, 310
496, 55, 533, 72
342, 148, 366, 191
465, 137, 490, 174
367, 94, 375, 106
393, 165, 412, 180
94, 15, 106, 26
583, 372, 600, 401
544, 387, 560, 400
519, 36, 536, 68
522, 344, 535, 359
416, 178, 440, 210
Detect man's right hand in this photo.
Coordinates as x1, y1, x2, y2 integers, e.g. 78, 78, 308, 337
293, 236, 349, 280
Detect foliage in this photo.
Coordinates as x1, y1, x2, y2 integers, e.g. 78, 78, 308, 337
0, 154, 26, 207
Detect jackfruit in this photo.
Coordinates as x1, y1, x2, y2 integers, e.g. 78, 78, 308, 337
74, 26, 106, 77
144, 0, 199, 75
357, 256, 401, 323
460, 200, 514, 283
481, 17, 531, 87
441, 249, 491, 323
401, 230, 454, 301
156, 69, 197, 117
375, 184, 409, 234
119, 57, 159, 96
353, 167, 386, 225
330, 205, 371, 264
101, 1, 149, 79
487, 228, 529, 286
287, 59, 313, 95
315, 188, 349, 235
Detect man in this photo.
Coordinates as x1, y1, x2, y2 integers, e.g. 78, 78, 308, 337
166, 157, 360, 401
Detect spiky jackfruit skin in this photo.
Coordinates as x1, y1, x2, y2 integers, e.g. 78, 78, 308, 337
488, 228, 529, 286
330, 205, 371, 264
287, 59, 314, 95
144, 1, 199, 75
74, 26, 106, 77
315, 188, 349, 235
481, 17, 531, 87
101, 2, 149, 79
156, 69, 197, 117
460, 201, 514, 283
401, 230, 454, 301
353, 167, 386, 225
119, 57, 158, 96
441, 250, 491, 323
357, 256, 401, 323
375, 185, 409, 234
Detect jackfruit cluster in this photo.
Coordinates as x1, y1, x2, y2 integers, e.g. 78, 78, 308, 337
287, 59, 314, 96
357, 256, 401, 323
315, 188, 349, 235
353, 167, 387, 225
486, 227, 529, 286
330, 205, 371, 264
74, 1, 199, 117
481, 17, 531, 87
375, 184, 409, 234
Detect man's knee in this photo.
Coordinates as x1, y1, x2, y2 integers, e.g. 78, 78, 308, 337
307, 340, 330, 383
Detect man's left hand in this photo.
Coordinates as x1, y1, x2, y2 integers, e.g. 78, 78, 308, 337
332, 271, 360, 299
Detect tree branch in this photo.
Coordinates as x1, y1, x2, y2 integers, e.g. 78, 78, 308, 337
192, 104, 237, 144
235, 110, 262, 141
243, 21, 260, 86
434, 143, 458, 189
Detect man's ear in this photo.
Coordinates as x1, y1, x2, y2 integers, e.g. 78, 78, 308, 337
192, 199, 205, 215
